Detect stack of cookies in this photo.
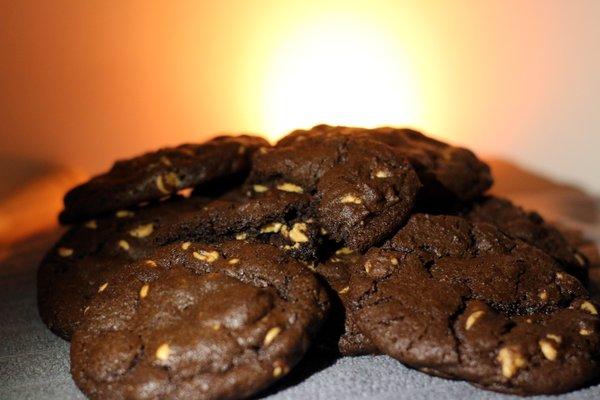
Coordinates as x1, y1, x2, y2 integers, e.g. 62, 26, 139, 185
38, 125, 600, 398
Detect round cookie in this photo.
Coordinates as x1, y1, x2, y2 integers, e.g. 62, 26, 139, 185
316, 249, 379, 356
349, 214, 600, 395
464, 196, 588, 281
38, 195, 211, 339
154, 185, 324, 262
59, 135, 269, 224
275, 124, 493, 202
250, 133, 421, 251
70, 241, 329, 400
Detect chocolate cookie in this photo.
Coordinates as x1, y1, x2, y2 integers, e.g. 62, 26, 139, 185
154, 185, 323, 262
38, 195, 211, 339
316, 249, 379, 356
465, 196, 588, 281
251, 133, 421, 250
59, 135, 269, 224
70, 241, 329, 400
349, 214, 600, 395
275, 124, 492, 202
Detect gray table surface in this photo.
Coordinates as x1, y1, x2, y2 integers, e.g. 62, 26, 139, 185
2, 224, 600, 400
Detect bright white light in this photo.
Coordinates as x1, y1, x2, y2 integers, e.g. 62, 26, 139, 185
261, 15, 423, 142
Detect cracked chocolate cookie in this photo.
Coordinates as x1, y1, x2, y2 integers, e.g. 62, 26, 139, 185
59, 135, 269, 224
349, 214, 600, 395
251, 132, 421, 250
275, 124, 492, 202
38, 195, 211, 339
464, 196, 588, 282
316, 249, 379, 356
154, 185, 323, 262
70, 241, 329, 400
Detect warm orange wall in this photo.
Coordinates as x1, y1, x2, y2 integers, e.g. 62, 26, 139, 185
1, 1, 599, 191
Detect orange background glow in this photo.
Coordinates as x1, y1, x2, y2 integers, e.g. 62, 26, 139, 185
1, 1, 599, 191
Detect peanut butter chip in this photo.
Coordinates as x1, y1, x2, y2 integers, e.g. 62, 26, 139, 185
116, 210, 135, 218
84, 220, 98, 229
539, 339, 558, 361
289, 223, 309, 243
364, 261, 372, 274
556, 272, 564, 280
235, 232, 248, 240
339, 286, 350, 294
118, 240, 130, 251
145, 260, 157, 267
497, 346, 527, 378
580, 301, 598, 315
276, 182, 303, 193
390, 257, 398, 265
98, 282, 108, 293
546, 334, 562, 343
539, 290, 548, 301
193, 250, 219, 262
375, 170, 392, 178
335, 247, 353, 255
212, 323, 221, 331
139, 284, 150, 299
580, 328, 593, 336
228, 258, 240, 265
260, 222, 283, 234
155, 178, 170, 192
465, 310, 485, 330
159, 156, 172, 166
58, 247, 74, 257
263, 327, 282, 346
340, 194, 363, 204
575, 252, 587, 267
129, 223, 154, 238
181, 242, 191, 250
272, 360, 287, 378
253, 184, 269, 193
155, 343, 170, 360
